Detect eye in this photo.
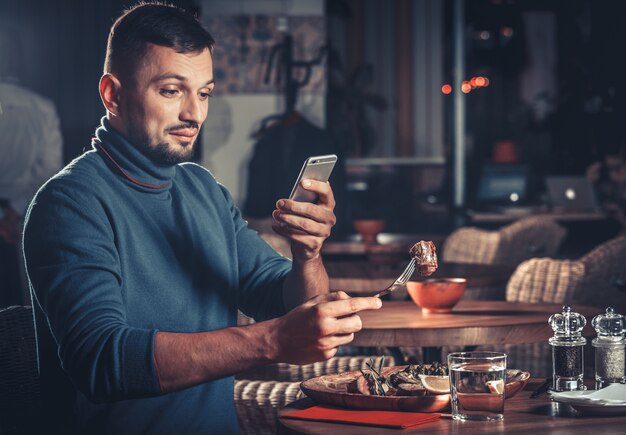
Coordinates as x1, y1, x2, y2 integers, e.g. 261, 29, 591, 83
199, 91, 212, 100
160, 89, 180, 97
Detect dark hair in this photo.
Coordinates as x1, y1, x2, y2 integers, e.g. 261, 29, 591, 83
104, 2, 215, 83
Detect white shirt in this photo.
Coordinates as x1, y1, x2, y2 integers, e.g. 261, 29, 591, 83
0, 82, 63, 215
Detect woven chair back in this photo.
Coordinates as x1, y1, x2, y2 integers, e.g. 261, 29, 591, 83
506, 258, 585, 304
497, 216, 567, 266
577, 235, 626, 313
442, 216, 566, 268
442, 227, 500, 264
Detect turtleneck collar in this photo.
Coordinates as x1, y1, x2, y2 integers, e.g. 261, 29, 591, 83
92, 117, 176, 193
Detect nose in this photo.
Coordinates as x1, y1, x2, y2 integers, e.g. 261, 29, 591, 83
180, 94, 206, 125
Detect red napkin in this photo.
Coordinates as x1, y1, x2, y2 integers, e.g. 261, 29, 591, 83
283, 405, 441, 429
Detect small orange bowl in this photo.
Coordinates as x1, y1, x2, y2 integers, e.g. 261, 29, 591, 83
406, 278, 467, 313
353, 219, 386, 243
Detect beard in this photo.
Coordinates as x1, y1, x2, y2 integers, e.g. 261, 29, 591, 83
125, 115, 197, 165
136, 138, 196, 165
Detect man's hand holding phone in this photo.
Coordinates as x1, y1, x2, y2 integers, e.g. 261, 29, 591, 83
272, 155, 337, 262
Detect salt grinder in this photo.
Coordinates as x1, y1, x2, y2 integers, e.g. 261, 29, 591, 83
548, 305, 587, 391
592, 307, 626, 389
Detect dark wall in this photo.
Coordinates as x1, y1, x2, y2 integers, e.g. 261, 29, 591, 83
551, 0, 626, 174
461, 0, 626, 176
0, 0, 196, 164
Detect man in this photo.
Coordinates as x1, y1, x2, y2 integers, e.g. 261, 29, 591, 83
0, 27, 63, 307
23, 3, 380, 434
587, 140, 626, 232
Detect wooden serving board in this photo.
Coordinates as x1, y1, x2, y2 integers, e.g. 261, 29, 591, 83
300, 366, 530, 413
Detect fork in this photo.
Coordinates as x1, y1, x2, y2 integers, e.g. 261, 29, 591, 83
373, 258, 416, 298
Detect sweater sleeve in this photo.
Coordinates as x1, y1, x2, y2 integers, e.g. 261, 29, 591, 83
215, 183, 292, 321
23, 183, 161, 403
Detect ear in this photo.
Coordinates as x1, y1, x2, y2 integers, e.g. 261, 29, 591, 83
99, 73, 123, 116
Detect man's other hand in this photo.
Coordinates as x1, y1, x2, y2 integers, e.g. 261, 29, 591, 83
267, 291, 382, 365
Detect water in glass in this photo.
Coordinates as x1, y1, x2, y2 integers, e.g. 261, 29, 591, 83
448, 352, 507, 421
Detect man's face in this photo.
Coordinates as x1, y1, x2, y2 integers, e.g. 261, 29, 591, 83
119, 44, 214, 164
606, 154, 626, 186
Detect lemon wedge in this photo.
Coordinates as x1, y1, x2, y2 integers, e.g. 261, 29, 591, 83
486, 379, 504, 394
418, 374, 450, 395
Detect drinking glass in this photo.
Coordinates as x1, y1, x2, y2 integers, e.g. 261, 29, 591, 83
448, 351, 507, 421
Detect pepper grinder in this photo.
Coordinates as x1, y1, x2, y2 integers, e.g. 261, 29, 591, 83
592, 307, 626, 389
548, 305, 587, 391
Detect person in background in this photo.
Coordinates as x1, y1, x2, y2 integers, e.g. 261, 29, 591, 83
0, 27, 63, 307
22, 3, 380, 434
586, 140, 626, 232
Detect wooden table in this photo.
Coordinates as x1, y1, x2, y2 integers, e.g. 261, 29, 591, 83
326, 261, 516, 296
277, 378, 625, 434
350, 300, 601, 348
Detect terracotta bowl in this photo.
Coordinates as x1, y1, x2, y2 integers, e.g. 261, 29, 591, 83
504, 369, 531, 399
353, 219, 386, 243
406, 278, 467, 313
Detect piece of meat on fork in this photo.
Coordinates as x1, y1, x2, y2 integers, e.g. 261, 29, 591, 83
410, 240, 438, 276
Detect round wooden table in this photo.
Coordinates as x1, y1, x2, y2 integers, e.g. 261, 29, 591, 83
277, 379, 625, 434
326, 261, 516, 296
350, 300, 601, 348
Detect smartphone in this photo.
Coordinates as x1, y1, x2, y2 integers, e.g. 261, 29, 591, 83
288, 154, 337, 202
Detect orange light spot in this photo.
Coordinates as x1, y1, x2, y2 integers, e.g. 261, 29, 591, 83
501, 27, 513, 38
441, 84, 452, 94
461, 83, 471, 93
475, 76, 486, 87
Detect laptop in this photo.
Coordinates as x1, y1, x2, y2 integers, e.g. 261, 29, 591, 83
545, 176, 601, 212
473, 165, 529, 210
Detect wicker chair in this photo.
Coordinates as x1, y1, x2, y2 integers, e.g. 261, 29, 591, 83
235, 380, 302, 435
575, 235, 626, 314
505, 257, 585, 304
488, 235, 626, 377
497, 257, 585, 377
0, 305, 42, 435
442, 215, 567, 267
506, 235, 626, 310
234, 355, 394, 434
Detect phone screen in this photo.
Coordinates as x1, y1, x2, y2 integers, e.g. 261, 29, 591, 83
289, 155, 337, 202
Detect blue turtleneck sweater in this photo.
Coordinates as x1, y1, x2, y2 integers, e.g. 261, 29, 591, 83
23, 118, 292, 434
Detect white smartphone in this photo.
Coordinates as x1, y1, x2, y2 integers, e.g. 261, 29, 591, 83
288, 154, 338, 202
